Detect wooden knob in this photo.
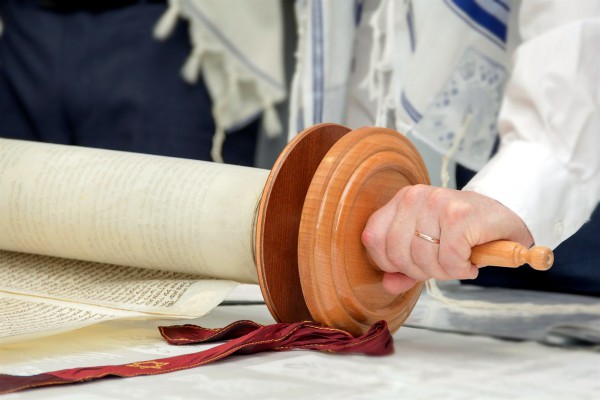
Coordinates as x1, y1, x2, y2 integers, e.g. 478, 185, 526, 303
297, 126, 430, 335
470, 240, 554, 271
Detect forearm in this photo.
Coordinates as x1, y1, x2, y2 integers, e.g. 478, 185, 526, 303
464, 5, 600, 248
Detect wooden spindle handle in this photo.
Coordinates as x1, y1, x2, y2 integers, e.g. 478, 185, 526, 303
470, 240, 554, 271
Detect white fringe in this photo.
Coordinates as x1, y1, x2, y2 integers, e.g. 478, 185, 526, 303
181, 46, 206, 84
153, 0, 182, 40
287, 0, 307, 139
262, 101, 282, 139
153, 1, 283, 163
210, 125, 226, 164
441, 113, 472, 189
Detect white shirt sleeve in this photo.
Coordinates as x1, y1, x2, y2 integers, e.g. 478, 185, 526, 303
463, 1, 600, 249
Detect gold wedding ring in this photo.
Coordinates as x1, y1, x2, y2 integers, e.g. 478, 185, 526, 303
415, 231, 440, 244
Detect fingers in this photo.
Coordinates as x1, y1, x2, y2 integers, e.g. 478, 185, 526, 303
411, 209, 446, 279
364, 186, 427, 281
382, 272, 417, 294
384, 188, 430, 281
362, 190, 403, 274
363, 185, 484, 292
438, 228, 479, 280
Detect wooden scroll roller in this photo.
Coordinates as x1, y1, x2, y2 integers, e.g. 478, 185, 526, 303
255, 123, 554, 336
0, 123, 553, 339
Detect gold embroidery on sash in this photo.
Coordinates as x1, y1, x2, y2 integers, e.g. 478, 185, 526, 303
126, 361, 170, 370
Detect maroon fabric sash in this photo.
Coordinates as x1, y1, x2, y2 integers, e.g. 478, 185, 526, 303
0, 320, 393, 395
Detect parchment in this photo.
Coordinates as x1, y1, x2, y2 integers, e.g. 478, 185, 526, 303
0, 138, 270, 341
0, 250, 239, 342
0, 139, 270, 283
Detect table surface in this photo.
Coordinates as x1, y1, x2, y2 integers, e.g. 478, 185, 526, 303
2, 298, 599, 400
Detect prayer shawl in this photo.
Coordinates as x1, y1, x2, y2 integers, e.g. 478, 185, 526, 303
155, 0, 286, 162
290, 0, 600, 249
290, 0, 512, 171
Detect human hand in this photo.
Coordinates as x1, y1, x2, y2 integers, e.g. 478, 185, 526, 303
361, 185, 534, 294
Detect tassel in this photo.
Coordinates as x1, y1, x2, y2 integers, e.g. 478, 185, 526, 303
224, 62, 241, 99
210, 125, 226, 163
153, 0, 181, 40
181, 47, 205, 84
262, 102, 282, 138
440, 112, 473, 189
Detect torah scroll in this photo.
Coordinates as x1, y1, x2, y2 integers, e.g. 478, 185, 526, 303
0, 139, 268, 283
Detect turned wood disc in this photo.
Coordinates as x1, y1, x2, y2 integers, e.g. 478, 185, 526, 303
255, 123, 351, 323
298, 126, 430, 335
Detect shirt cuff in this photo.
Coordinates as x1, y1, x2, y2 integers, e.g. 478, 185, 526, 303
463, 139, 593, 249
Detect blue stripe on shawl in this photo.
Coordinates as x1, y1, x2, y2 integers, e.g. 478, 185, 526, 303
445, 0, 508, 48
401, 92, 422, 123
355, 0, 364, 27
407, 0, 416, 52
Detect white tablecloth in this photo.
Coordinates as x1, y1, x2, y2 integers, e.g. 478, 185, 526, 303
2, 301, 599, 400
